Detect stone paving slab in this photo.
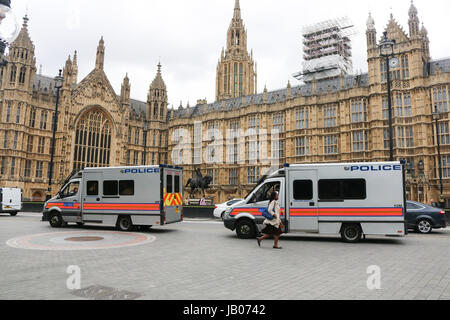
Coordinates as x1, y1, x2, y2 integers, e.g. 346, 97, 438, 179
0, 213, 449, 300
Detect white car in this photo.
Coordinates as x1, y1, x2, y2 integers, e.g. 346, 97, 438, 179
213, 199, 244, 220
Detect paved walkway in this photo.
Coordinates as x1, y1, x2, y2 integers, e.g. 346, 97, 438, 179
1, 213, 449, 300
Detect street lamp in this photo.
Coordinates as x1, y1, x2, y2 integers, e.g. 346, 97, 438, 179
0, 0, 20, 67
380, 31, 397, 162
47, 70, 64, 201
433, 104, 444, 208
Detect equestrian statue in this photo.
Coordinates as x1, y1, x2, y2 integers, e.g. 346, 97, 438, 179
185, 168, 213, 198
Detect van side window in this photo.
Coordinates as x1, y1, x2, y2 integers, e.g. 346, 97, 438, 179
103, 181, 118, 196
167, 174, 173, 194
119, 181, 134, 196
319, 179, 366, 201
87, 181, 99, 196
293, 180, 313, 200
174, 175, 180, 193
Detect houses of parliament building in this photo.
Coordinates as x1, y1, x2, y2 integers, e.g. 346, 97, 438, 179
0, 1, 449, 205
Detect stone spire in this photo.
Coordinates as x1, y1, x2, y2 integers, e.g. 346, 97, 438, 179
148, 63, 168, 121
95, 37, 105, 70
11, 15, 33, 49
72, 50, 78, 85
367, 12, 375, 31
216, 0, 256, 101
366, 12, 377, 48
227, 0, 246, 50
6, 15, 36, 90
120, 73, 131, 105
63, 54, 73, 88
150, 62, 166, 90
233, 0, 241, 20
408, 0, 420, 38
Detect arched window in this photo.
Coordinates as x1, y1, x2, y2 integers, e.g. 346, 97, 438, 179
239, 63, 243, 96
73, 109, 112, 170
19, 67, 26, 84
16, 104, 21, 124
234, 63, 238, 98
10, 65, 17, 83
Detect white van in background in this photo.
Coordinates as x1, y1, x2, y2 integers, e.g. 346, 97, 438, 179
224, 162, 407, 243
0, 188, 23, 216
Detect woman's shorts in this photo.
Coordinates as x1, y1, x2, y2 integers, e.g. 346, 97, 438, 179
261, 224, 282, 236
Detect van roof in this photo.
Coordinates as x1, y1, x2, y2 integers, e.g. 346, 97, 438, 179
83, 165, 161, 171
287, 161, 401, 168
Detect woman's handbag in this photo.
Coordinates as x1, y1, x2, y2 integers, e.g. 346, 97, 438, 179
261, 207, 274, 220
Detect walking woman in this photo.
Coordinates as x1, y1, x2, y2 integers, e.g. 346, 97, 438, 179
257, 191, 283, 249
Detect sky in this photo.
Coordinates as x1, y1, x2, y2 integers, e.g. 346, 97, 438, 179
7, 0, 450, 108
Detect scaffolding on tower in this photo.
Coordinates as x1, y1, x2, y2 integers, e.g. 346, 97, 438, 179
293, 16, 357, 83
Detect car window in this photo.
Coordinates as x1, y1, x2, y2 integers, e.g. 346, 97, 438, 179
407, 202, 422, 210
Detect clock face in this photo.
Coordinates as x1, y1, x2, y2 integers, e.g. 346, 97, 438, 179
389, 57, 399, 68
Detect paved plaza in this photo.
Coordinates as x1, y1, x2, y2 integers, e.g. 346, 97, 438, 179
1, 212, 450, 300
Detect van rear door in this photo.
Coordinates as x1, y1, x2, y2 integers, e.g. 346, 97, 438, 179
162, 168, 183, 224
287, 170, 319, 232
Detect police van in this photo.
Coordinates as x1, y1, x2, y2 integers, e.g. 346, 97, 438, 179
0, 188, 22, 216
42, 165, 183, 231
224, 162, 407, 243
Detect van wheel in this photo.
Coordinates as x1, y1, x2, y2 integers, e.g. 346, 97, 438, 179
49, 212, 63, 228
341, 224, 363, 243
117, 216, 133, 232
416, 219, 432, 234
10, 212, 18, 217
236, 219, 257, 239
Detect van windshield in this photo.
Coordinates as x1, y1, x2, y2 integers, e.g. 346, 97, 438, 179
248, 181, 281, 204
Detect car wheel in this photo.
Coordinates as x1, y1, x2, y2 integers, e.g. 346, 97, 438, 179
10, 212, 18, 217
76, 222, 85, 227
221, 212, 226, 220
236, 219, 257, 239
416, 219, 432, 234
117, 216, 133, 232
49, 212, 63, 228
340, 224, 363, 243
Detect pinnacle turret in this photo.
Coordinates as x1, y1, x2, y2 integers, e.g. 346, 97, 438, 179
95, 37, 105, 70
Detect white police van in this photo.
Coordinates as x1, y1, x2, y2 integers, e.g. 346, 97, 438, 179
224, 162, 406, 243
0, 188, 22, 216
42, 165, 183, 231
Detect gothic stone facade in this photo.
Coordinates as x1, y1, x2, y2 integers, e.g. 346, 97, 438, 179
169, 2, 450, 204
0, 18, 169, 201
